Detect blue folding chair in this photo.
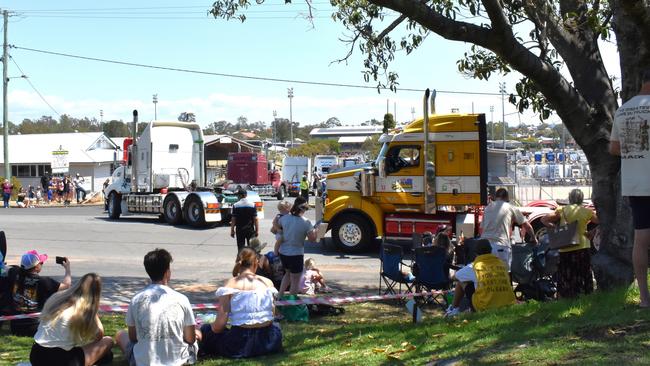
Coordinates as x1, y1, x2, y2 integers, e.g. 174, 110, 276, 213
412, 246, 452, 309
379, 242, 414, 296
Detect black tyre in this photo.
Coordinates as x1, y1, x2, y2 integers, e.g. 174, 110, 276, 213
107, 192, 121, 219
184, 196, 206, 227
163, 197, 183, 225
331, 213, 375, 253
277, 185, 286, 200
526, 220, 547, 243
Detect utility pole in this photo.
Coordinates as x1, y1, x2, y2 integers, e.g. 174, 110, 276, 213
499, 82, 506, 149
410, 107, 415, 121
490, 105, 494, 141
2, 10, 9, 180
100, 109, 104, 123
393, 102, 396, 122
287, 88, 294, 147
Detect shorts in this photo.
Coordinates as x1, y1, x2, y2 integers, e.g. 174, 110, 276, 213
280, 254, 304, 274
30, 342, 85, 366
199, 323, 282, 358
490, 243, 512, 271
628, 196, 650, 230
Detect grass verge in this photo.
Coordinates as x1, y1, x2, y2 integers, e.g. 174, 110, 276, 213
1, 285, 650, 365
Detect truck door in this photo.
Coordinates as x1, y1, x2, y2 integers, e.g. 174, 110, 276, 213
375, 143, 424, 211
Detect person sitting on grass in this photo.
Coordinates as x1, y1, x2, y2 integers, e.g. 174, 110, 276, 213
7, 251, 72, 337
29, 273, 114, 366
300, 258, 331, 294
197, 247, 282, 359
116, 248, 198, 366
445, 240, 516, 317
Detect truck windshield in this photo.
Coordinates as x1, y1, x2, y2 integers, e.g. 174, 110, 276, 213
375, 142, 389, 166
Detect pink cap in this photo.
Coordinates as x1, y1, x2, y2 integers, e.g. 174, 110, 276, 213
21, 250, 48, 269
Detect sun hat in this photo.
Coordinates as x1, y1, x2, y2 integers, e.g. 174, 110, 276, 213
21, 249, 48, 269
248, 237, 267, 253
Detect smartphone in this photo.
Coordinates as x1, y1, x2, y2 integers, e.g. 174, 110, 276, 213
55, 256, 66, 265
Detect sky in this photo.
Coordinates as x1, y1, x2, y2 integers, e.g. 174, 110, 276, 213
0, 1, 622, 128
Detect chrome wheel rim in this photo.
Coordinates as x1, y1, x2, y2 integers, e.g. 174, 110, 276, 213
339, 222, 362, 247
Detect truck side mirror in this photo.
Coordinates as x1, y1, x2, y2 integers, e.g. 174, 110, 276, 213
378, 157, 387, 179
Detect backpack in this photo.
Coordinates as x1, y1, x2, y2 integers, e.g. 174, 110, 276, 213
265, 252, 285, 288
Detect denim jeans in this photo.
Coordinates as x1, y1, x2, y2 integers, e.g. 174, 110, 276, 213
2, 192, 9, 208
75, 187, 86, 202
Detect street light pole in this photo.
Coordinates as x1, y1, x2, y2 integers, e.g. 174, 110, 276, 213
287, 88, 294, 147
499, 82, 506, 149
152, 94, 158, 120
272, 110, 277, 145
489, 105, 494, 141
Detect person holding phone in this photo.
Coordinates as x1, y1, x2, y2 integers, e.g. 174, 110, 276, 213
6, 250, 72, 336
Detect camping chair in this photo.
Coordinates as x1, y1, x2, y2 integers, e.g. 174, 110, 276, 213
412, 246, 452, 309
379, 241, 414, 296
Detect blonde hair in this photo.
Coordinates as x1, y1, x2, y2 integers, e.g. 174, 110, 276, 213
304, 258, 315, 270
40, 273, 102, 345
277, 200, 291, 212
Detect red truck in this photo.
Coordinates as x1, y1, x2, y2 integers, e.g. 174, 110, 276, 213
226, 152, 286, 200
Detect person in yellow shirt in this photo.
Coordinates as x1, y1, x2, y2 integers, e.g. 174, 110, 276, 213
541, 189, 599, 298
445, 240, 516, 317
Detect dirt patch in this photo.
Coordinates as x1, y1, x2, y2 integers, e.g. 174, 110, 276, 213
318, 264, 371, 273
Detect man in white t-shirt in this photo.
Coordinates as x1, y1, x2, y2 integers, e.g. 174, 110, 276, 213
116, 248, 198, 366
609, 68, 650, 307
480, 188, 537, 270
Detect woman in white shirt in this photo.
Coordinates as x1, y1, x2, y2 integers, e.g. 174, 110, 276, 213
197, 248, 282, 358
30, 273, 114, 366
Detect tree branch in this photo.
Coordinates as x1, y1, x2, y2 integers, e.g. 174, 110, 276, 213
482, 0, 512, 34
370, 0, 495, 48
375, 14, 408, 44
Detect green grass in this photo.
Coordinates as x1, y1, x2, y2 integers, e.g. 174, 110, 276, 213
2, 286, 650, 365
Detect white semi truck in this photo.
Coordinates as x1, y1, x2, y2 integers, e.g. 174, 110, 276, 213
104, 110, 264, 227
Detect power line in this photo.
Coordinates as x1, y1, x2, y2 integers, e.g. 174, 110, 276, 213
12, 45, 502, 96
12, 3, 334, 12
9, 55, 61, 117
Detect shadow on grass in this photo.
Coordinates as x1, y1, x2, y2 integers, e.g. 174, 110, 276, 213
2, 284, 649, 366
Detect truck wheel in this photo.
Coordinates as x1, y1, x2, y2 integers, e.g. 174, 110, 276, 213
525, 220, 547, 243
331, 214, 375, 253
277, 186, 286, 200
107, 192, 121, 220
184, 196, 206, 227
163, 197, 183, 225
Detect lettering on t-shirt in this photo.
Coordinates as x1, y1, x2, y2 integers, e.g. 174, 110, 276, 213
616, 105, 650, 157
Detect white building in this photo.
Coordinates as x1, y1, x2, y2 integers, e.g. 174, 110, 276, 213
0, 132, 120, 192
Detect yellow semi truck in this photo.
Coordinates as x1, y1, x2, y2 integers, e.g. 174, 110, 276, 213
320, 90, 491, 252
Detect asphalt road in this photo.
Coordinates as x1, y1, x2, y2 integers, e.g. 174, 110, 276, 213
0, 198, 380, 304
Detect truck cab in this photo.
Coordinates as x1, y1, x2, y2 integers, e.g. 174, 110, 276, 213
322, 113, 487, 252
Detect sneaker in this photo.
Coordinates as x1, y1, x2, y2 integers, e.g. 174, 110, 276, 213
444, 306, 461, 318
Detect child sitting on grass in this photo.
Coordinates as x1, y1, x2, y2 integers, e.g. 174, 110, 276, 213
301, 258, 331, 295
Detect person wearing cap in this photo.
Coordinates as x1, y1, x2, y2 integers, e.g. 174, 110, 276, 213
6, 250, 71, 336
73, 173, 87, 204
248, 237, 272, 280
230, 188, 259, 252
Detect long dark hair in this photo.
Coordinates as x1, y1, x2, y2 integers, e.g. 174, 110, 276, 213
290, 196, 308, 216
